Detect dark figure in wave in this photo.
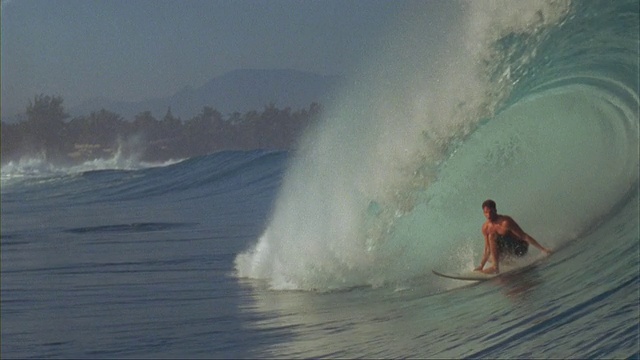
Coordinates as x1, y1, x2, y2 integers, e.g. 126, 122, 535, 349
475, 199, 552, 274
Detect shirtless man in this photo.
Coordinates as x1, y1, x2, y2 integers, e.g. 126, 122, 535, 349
475, 199, 552, 274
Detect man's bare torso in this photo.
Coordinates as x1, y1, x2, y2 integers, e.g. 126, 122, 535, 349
483, 215, 517, 239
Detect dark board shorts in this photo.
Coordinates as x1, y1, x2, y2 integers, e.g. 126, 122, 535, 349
497, 236, 528, 257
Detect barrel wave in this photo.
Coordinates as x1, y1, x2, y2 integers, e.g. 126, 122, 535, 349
235, 0, 639, 291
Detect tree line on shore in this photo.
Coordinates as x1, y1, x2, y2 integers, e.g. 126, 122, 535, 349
1, 94, 323, 165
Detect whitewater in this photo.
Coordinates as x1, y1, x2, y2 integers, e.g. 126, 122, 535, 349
2, 1, 638, 358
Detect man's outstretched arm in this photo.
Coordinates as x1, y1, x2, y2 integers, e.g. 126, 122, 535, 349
475, 233, 491, 271
507, 218, 552, 254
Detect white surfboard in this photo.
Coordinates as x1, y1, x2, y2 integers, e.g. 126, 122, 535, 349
432, 269, 499, 281
432, 255, 549, 281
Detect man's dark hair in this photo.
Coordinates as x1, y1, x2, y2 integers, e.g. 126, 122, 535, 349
482, 199, 497, 210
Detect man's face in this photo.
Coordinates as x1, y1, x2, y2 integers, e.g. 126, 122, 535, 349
483, 206, 496, 221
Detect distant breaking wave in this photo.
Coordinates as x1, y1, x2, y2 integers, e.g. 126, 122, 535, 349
1, 140, 183, 187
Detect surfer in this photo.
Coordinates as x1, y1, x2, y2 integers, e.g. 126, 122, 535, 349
475, 199, 552, 274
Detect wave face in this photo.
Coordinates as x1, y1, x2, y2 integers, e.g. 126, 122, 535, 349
235, 0, 639, 291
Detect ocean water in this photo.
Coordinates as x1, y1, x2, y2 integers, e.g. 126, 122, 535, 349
2, 1, 639, 358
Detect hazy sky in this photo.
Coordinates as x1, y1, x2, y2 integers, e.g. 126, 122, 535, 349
1, 0, 416, 117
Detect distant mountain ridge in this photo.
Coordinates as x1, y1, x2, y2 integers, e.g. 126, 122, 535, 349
70, 69, 343, 121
